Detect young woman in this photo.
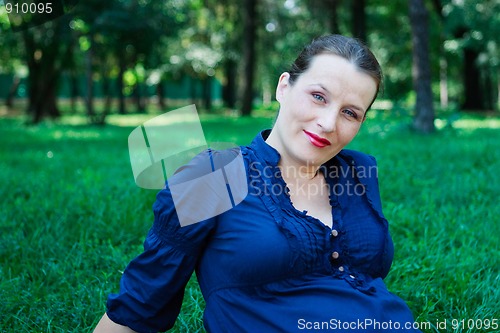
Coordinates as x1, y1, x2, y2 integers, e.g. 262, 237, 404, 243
94, 35, 421, 333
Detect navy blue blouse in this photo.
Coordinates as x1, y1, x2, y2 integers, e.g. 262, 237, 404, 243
107, 130, 421, 333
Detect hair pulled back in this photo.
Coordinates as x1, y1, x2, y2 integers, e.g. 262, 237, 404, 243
288, 35, 383, 110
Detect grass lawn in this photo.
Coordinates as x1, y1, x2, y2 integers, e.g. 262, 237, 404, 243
0, 111, 499, 332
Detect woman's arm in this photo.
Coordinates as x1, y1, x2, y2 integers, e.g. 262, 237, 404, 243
93, 313, 137, 333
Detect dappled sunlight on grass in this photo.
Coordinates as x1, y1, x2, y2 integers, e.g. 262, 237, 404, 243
51, 129, 102, 140
107, 113, 183, 127
55, 114, 157, 127
452, 117, 500, 130
357, 111, 500, 139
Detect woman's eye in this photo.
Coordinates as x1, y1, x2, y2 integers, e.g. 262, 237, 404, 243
312, 94, 325, 103
343, 109, 358, 119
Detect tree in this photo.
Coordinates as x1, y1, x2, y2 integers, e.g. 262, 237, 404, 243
308, 0, 342, 34
22, 15, 74, 123
257, 0, 333, 111
73, 0, 185, 121
0, 14, 26, 109
241, 0, 258, 116
211, 0, 241, 110
351, 0, 367, 42
433, 0, 500, 111
73, 0, 123, 121
324, 0, 341, 34
409, 0, 435, 133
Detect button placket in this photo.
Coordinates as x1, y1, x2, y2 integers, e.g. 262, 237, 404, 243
328, 226, 344, 273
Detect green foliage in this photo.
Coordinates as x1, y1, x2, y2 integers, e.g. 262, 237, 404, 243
2, 0, 499, 121
1, 113, 498, 332
368, 0, 414, 101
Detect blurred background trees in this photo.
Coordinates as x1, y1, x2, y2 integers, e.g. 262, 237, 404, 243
0, 0, 498, 129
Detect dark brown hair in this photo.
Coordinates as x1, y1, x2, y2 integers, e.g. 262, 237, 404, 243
288, 34, 383, 111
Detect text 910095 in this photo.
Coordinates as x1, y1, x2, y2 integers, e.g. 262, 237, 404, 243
2, 0, 75, 32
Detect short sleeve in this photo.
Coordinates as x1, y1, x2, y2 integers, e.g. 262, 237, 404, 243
106, 151, 218, 333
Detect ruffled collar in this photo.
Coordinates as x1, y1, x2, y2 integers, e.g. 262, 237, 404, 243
247, 130, 373, 202
249, 129, 343, 169
249, 129, 281, 167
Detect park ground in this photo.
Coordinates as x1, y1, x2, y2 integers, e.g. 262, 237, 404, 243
0, 109, 499, 332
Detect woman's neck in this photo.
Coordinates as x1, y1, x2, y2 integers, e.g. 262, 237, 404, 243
265, 129, 322, 181
278, 156, 321, 182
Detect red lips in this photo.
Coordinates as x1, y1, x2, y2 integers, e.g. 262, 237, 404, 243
303, 130, 331, 148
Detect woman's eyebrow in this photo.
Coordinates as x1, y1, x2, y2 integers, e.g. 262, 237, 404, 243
349, 105, 366, 114
309, 83, 331, 95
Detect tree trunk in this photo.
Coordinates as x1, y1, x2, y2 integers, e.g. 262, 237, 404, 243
29, 67, 61, 123
6, 76, 20, 108
327, 0, 340, 34
85, 34, 95, 118
101, 66, 112, 124
482, 68, 494, 111
70, 71, 79, 114
241, 0, 258, 116
439, 57, 448, 108
202, 76, 212, 112
222, 58, 237, 109
26, 63, 39, 118
45, 78, 60, 119
497, 69, 500, 111
409, 0, 435, 133
311, 0, 340, 34
133, 81, 146, 113
23, 27, 62, 124
117, 50, 126, 115
190, 76, 197, 105
461, 47, 483, 110
156, 80, 166, 110
351, 0, 366, 42
429, 0, 448, 109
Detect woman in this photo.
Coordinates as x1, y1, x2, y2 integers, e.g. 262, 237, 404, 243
94, 35, 421, 333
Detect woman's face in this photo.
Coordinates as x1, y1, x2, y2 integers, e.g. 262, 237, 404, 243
269, 53, 378, 168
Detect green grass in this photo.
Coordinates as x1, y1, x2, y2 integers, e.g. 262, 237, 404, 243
0, 111, 499, 332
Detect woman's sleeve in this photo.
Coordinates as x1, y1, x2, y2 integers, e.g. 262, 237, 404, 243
106, 153, 217, 333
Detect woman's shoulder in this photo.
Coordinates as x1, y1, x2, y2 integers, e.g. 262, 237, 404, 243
153, 147, 247, 237
170, 147, 243, 183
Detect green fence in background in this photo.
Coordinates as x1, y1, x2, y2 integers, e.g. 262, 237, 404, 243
0, 73, 222, 101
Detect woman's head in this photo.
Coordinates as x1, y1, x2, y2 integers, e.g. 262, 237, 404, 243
288, 34, 382, 111
266, 34, 381, 169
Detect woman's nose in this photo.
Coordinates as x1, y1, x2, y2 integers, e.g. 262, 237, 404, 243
317, 108, 338, 133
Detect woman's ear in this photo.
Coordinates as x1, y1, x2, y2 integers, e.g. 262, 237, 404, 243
275, 72, 290, 103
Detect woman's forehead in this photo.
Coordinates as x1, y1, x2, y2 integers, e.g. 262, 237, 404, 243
298, 55, 374, 87
293, 54, 378, 108
301, 54, 357, 79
